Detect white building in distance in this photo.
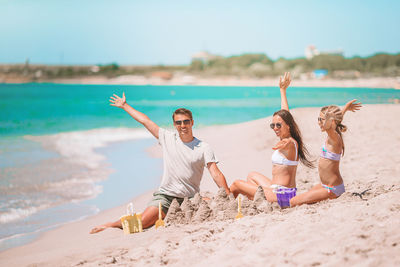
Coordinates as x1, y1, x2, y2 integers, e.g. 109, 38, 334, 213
305, 45, 343, 59
191, 51, 217, 63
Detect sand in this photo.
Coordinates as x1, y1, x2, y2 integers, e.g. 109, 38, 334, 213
1, 104, 400, 266
164, 187, 273, 226
27, 75, 400, 89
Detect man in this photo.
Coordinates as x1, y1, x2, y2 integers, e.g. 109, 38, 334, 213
90, 92, 230, 233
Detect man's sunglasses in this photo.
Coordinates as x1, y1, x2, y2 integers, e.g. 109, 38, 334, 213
174, 119, 191, 126
270, 123, 282, 129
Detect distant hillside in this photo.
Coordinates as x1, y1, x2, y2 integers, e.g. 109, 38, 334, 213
1, 53, 399, 83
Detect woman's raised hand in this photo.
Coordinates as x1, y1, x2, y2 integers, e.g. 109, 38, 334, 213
110, 92, 126, 108
342, 99, 362, 115
279, 72, 291, 91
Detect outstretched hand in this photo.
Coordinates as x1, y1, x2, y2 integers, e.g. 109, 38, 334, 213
342, 99, 362, 115
272, 138, 291, 150
279, 72, 291, 91
110, 92, 126, 108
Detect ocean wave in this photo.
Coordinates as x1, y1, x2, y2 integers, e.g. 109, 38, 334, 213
0, 205, 49, 224
46, 177, 104, 201
1, 127, 152, 225
25, 127, 152, 169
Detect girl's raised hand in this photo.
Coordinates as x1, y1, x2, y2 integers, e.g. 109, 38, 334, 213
279, 72, 291, 91
342, 99, 362, 115
109, 92, 126, 108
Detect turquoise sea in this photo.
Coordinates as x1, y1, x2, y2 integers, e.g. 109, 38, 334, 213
0, 83, 399, 251
2, 83, 400, 136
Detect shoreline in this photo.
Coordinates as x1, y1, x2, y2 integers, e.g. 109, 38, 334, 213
1, 76, 400, 89
0, 135, 161, 253
0, 104, 399, 266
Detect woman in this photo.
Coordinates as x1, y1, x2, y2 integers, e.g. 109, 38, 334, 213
290, 99, 361, 206
230, 72, 314, 208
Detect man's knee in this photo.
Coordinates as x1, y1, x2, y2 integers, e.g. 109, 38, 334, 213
141, 206, 162, 229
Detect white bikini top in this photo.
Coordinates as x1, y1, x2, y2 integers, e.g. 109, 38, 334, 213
271, 140, 299, 166
320, 142, 341, 161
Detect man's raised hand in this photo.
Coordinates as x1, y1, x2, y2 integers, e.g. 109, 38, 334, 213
110, 92, 126, 108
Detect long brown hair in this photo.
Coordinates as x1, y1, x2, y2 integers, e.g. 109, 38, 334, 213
321, 105, 347, 155
273, 109, 315, 168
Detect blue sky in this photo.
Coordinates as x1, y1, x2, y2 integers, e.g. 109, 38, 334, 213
1, 0, 399, 65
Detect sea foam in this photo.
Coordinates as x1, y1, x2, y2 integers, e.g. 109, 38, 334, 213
1, 128, 152, 225
25, 127, 152, 169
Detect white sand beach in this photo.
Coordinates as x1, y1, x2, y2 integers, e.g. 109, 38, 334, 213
48, 76, 400, 89
1, 104, 399, 266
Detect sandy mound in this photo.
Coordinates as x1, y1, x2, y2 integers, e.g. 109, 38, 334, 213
165, 187, 280, 226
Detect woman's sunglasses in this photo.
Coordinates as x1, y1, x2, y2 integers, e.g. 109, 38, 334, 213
174, 119, 191, 126
318, 117, 325, 123
270, 123, 282, 129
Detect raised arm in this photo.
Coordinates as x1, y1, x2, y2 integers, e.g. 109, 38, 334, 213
109, 92, 160, 139
341, 99, 362, 116
279, 72, 291, 111
207, 162, 230, 195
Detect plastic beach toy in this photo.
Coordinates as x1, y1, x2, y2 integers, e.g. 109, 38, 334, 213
120, 203, 143, 234
155, 202, 165, 229
235, 195, 244, 220
271, 185, 297, 208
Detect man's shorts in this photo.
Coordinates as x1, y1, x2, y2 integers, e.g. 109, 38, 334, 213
147, 191, 184, 215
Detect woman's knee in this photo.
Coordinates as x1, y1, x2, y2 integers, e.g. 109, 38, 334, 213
230, 180, 241, 197
230, 180, 240, 190
246, 171, 259, 181
289, 196, 299, 207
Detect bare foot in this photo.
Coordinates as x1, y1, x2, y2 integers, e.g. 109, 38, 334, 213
89, 225, 107, 234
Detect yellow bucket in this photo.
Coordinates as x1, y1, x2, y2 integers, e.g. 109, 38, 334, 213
120, 213, 142, 234
120, 203, 143, 234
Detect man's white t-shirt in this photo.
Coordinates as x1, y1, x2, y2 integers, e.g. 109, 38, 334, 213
158, 128, 218, 198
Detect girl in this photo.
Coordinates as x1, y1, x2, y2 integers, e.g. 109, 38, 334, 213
290, 99, 361, 206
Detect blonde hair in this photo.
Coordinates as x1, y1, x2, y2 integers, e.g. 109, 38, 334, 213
320, 105, 347, 155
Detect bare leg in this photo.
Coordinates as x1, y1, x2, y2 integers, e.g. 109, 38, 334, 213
89, 206, 165, 234
231, 170, 277, 201
89, 219, 122, 234
234, 172, 275, 201
261, 186, 278, 202
230, 179, 278, 202
290, 184, 337, 207
141, 206, 165, 229
230, 180, 258, 199
246, 171, 273, 187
